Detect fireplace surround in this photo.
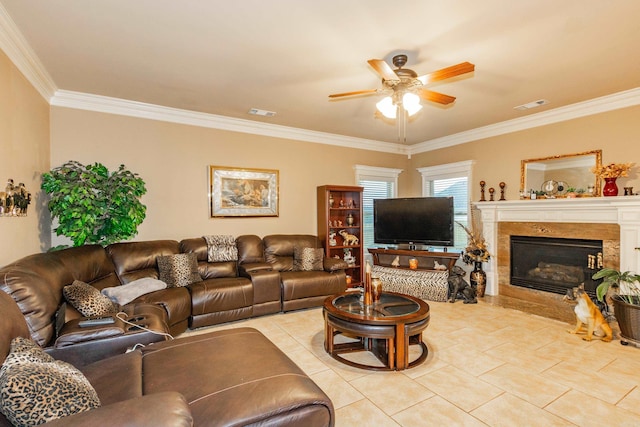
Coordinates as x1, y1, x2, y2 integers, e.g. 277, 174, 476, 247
475, 197, 640, 299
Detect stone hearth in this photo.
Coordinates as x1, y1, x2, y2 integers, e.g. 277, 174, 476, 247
476, 197, 640, 298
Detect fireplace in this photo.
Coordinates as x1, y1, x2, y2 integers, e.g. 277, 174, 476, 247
510, 235, 603, 297
475, 197, 640, 297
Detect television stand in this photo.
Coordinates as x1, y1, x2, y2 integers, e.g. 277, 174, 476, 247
368, 248, 460, 272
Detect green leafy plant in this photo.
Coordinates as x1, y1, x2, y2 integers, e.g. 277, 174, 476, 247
41, 161, 147, 248
593, 268, 640, 305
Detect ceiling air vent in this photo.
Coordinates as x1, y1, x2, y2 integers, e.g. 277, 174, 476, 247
514, 99, 550, 111
248, 108, 276, 117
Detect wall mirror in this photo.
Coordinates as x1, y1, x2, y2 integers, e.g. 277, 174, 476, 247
520, 150, 602, 197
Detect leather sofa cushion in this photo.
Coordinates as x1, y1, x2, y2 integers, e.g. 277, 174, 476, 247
280, 271, 346, 301
263, 235, 322, 272
180, 238, 237, 279
80, 351, 143, 405
107, 240, 180, 284
55, 245, 121, 292
140, 328, 333, 426
0, 253, 71, 347
131, 287, 191, 329
236, 234, 265, 264
189, 278, 253, 315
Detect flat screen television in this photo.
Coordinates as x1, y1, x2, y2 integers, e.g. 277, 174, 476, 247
373, 197, 454, 247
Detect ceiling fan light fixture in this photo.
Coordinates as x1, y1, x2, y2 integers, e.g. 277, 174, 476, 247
376, 96, 397, 119
402, 93, 422, 116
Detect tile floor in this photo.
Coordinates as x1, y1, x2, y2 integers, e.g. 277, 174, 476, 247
182, 298, 640, 426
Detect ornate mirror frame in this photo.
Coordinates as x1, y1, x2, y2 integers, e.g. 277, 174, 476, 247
520, 150, 603, 197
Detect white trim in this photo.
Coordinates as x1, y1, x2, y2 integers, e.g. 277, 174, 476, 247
51, 90, 409, 154
354, 164, 403, 181
1, 5, 639, 154
0, 2, 56, 101
409, 88, 640, 155
417, 160, 475, 186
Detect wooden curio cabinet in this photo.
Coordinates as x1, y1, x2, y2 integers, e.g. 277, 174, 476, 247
317, 185, 364, 287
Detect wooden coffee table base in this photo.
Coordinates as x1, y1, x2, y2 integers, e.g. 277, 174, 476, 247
324, 312, 429, 371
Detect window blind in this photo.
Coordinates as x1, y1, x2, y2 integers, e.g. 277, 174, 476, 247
359, 180, 394, 250
431, 177, 468, 250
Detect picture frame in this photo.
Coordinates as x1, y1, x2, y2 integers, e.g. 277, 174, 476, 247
209, 166, 279, 217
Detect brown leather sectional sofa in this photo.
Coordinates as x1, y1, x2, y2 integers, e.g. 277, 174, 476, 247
0, 234, 344, 426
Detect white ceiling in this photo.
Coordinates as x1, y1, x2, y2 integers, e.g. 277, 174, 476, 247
2, 0, 640, 147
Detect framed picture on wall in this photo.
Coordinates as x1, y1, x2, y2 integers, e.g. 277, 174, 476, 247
209, 166, 279, 217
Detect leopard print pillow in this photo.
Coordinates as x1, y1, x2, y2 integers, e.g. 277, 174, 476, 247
63, 280, 119, 317
0, 338, 101, 427
1, 337, 54, 370
157, 253, 203, 287
293, 247, 324, 271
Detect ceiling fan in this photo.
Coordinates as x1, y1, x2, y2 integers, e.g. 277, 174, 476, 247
329, 54, 475, 119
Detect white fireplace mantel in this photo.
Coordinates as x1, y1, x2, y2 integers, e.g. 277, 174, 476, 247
475, 196, 640, 295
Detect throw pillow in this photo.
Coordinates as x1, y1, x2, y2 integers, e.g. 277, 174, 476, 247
101, 277, 167, 305
0, 337, 101, 427
1, 337, 54, 370
293, 247, 324, 271
63, 280, 119, 317
203, 235, 238, 262
157, 253, 203, 287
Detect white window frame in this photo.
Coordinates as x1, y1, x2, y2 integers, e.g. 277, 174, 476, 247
354, 165, 403, 260
354, 165, 403, 187
417, 160, 475, 198
417, 160, 475, 251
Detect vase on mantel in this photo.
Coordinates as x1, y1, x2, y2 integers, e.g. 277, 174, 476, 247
470, 262, 487, 297
602, 177, 619, 197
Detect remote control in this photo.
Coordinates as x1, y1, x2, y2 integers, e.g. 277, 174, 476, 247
78, 317, 115, 327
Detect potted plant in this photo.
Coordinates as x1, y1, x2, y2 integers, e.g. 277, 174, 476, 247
457, 207, 491, 297
593, 267, 640, 346
564, 187, 577, 198
41, 160, 147, 249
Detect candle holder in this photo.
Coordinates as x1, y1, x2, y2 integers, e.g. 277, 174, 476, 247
479, 181, 486, 202
499, 182, 506, 201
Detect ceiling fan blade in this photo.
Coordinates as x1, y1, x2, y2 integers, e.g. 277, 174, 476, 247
418, 88, 456, 105
367, 59, 400, 82
328, 89, 378, 99
418, 62, 475, 85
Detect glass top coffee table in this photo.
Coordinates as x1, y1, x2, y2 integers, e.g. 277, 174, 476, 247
323, 291, 430, 371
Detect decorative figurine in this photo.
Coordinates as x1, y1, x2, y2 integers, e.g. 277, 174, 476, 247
346, 213, 354, 226
339, 229, 359, 246
479, 181, 486, 202
499, 182, 506, 201
489, 187, 495, 201
328, 231, 337, 246
391, 256, 400, 267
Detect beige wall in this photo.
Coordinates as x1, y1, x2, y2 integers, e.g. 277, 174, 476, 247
4, 43, 639, 262
408, 106, 640, 201
49, 104, 640, 249
0, 50, 50, 266
50, 108, 409, 246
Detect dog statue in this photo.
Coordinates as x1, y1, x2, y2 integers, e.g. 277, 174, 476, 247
563, 284, 612, 342
338, 229, 359, 246
448, 265, 477, 304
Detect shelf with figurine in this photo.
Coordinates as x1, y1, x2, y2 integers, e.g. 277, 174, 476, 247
317, 185, 364, 285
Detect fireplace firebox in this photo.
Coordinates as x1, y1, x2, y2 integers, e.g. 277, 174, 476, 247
510, 235, 603, 297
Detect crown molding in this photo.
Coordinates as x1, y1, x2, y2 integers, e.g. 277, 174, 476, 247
409, 87, 640, 155
0, 3, 56, 101
3, 3, 638, 156
51, 90, 408, 155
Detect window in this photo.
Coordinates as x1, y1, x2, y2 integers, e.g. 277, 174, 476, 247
354, 165, 402, 251
417, 160, 475, 251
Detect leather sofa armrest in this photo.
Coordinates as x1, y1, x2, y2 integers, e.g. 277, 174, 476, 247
43, 392, 193, 427
324, 257, 348, 272
239, 262, 273, 276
